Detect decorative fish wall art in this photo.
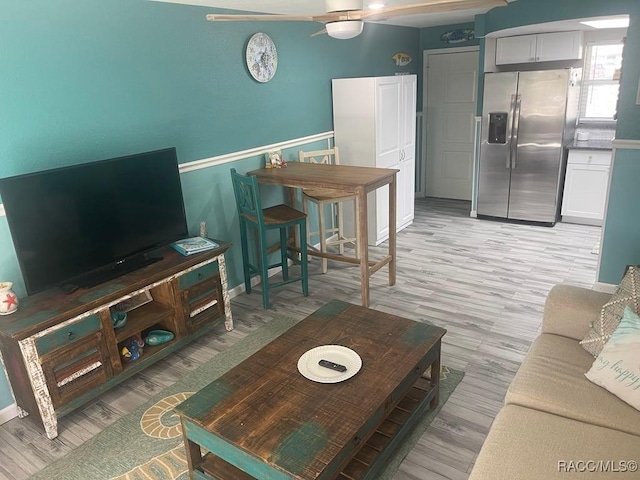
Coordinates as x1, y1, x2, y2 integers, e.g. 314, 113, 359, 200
392, 52, 413, 66
440, 29, 475, 44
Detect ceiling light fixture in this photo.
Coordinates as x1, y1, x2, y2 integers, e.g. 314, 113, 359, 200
326, 20, 364, 39
580, 18, 629, 29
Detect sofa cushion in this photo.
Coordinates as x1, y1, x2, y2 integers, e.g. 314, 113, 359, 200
469, 405, 640, 480
580, 265, 640, 357
505, 333, 640, 436
585, 306, 640, 411
542, 285, 611, 341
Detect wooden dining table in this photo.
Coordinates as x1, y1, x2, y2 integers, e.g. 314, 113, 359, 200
248, 162, 398, 307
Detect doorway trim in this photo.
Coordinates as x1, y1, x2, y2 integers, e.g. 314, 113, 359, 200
420, 45, 480, 198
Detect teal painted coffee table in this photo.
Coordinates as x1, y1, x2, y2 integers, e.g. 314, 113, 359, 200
174, 300, 446, 480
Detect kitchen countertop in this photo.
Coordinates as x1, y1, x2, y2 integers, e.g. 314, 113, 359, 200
566, 138, 613, 151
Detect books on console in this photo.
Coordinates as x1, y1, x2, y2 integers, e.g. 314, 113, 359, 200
171, 236, 219, 256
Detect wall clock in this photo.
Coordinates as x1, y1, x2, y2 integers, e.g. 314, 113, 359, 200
246, 32, 278, 83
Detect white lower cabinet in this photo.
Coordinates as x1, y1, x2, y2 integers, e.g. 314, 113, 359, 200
561, 149, 611, 226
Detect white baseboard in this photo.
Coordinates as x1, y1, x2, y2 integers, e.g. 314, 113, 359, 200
593, 282, 617, 294
0, 403, 17, 425
227, 265, 286, 299
561, 215, 602, 227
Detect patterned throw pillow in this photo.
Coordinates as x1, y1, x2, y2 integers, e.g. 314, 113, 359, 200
580, 265, 640, 357
585, 306, 640, 411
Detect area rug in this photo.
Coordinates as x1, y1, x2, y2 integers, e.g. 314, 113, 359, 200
32, 315, 464, 480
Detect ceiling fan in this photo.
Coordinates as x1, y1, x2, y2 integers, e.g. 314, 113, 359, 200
206, 0, 508, 40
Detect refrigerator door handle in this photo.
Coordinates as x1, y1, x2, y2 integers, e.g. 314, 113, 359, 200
506, 94, 517, 169
511, 95, 522, 169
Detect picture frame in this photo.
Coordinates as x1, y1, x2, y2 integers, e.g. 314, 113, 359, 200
266, 150, 284, 168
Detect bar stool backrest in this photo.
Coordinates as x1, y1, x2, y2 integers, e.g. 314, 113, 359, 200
298, 147, 340, 166
230, 168, 264, 224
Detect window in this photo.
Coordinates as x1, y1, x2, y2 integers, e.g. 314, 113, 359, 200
579, 42, 624, 122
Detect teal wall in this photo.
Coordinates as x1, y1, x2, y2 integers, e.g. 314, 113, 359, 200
600, 10, 640, 283
0, 0, 419, 411
475, 0, 640, 285
599, 149, 640, 283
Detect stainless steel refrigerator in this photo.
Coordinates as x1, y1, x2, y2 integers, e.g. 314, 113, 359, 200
477, 69, 580, 225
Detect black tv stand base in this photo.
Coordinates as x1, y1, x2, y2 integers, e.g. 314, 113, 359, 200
71, 256, 163, 291
60, 283, 80, 295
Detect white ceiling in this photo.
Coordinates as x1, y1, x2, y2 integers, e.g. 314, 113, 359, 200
150, 0, 503, 28
151, 1, 629, 33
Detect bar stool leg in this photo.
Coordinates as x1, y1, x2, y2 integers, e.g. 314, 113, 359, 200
338, 201, 345, 255
239, 218, 252, 294
258, 229, 270, 309
319, 202, 328, 274
280, 227, 289, 281
299, 219, 309, 297
303, 196, 311, 265
354, 198, 360, 260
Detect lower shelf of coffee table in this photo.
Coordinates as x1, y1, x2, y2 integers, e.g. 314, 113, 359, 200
194, 375, 437, 480
337, 375, 437, 480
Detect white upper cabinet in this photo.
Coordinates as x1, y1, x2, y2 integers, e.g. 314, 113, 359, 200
496, 34, 537, 64
496, 31, 583, 65
536, 31, 584, 62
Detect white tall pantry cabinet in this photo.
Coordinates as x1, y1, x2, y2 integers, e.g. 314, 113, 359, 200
332, 75, 416, 246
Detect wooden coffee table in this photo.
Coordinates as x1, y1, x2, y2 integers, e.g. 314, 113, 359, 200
175, 300, 446, 480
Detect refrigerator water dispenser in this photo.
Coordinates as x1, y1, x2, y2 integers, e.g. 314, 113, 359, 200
488, 113, 508, 144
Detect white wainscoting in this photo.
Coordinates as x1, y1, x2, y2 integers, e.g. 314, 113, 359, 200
179, 131, 334, 173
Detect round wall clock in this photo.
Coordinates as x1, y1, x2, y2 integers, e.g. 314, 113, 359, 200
246, 32, 278, 83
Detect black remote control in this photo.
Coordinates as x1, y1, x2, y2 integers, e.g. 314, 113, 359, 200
318, 359, 347, 372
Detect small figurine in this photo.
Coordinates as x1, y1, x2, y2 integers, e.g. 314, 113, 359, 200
144, 329, 175, 346
0, 282, 19, 315
111, 310, 127, 329
121, 334, 145, 363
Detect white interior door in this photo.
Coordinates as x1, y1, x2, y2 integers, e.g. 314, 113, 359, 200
425, 49, 479, 200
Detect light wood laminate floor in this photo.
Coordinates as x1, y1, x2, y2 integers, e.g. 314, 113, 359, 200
0, 198, 601, 480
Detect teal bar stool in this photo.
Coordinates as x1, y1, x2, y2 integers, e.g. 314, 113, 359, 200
230, 168, 309, 309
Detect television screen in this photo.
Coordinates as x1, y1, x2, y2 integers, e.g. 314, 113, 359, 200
0, 147, 188, 295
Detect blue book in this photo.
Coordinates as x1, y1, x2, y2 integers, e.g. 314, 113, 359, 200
171, 236, 219, 256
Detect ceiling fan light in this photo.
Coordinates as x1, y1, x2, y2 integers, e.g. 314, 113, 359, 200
326, 21, 364, 39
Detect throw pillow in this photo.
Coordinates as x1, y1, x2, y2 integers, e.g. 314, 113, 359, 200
580, 265, 640, 357
585, 306, 640, 411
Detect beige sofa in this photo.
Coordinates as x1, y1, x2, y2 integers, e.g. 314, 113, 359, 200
470, 285, 640, 480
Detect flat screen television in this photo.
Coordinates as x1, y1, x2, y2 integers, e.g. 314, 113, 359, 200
0, 147, 189, 295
